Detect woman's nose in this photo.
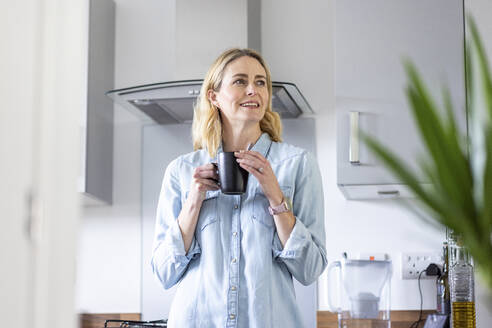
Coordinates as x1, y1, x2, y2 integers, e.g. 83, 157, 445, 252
246, 84, 257, 96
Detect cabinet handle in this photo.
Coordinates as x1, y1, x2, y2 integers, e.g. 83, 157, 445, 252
377, 190, 400, 196
349, 111, 360, 164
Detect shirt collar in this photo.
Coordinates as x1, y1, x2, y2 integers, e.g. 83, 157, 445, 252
213, 132, 273, 160
250, 132, 273, 158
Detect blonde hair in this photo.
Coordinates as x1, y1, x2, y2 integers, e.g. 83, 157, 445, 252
192, 48, 282, 158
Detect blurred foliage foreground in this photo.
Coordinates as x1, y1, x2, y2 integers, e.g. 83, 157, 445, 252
364, 17, 492, 291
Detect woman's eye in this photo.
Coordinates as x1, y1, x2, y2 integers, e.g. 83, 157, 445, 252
233, 79, 246, 85
256, 80, 266, 86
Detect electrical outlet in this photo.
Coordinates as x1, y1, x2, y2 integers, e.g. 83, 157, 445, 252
400, 252, 442, 280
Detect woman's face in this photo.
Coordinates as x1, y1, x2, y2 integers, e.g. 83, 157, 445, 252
209, 56, 269, 126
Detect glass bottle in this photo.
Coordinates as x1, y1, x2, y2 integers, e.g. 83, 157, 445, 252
437, 242, 451, 316
447, 229, 458, 266
449, 242, 476, 328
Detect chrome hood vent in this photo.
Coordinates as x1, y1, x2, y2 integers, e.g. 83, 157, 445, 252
106, 1, 314, 124
106, 79, 313, 124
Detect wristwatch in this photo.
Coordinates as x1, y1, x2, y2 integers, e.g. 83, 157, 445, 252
268, 197, 292, 215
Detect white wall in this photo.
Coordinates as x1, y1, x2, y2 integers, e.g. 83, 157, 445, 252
76, 0, 492, 324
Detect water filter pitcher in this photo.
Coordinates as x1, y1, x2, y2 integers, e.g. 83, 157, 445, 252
327, 257, 392, 328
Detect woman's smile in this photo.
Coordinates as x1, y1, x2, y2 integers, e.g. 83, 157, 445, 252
239, 101, 260, 108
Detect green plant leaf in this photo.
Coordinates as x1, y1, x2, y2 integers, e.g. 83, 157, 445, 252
482, 127, 492, 233
362, 133, 444, 214
404, 64, 476, 223
468, 15, 492, 121
465, 42, 474, 120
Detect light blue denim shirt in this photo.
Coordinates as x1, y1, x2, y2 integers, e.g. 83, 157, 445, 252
151, 133, 327, 328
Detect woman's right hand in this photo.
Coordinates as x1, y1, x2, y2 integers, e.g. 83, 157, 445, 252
188, 163, 220, 204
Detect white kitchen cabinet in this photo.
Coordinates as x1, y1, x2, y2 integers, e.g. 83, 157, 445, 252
79, 0, 115, 205
336, 0, 467, 199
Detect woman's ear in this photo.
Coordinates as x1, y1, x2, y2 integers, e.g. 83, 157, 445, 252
207, 89, 219, 108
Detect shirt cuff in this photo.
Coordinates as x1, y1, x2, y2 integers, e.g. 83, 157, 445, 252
272, 217, 310, 259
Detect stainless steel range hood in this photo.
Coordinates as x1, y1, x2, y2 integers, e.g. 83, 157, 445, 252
107, 0, 313, 125
106, 79, 313, 124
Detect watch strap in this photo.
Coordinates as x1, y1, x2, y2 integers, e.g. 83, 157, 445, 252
268, 197, 291, 215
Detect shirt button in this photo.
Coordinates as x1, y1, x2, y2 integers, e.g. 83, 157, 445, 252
233, 204, 239, 209
232, 232, 237, 237
231, 286, 237, 291
229, 314, 236, 320
232, 258, 237, 263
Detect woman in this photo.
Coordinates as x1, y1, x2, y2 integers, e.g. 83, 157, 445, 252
151, 48, 327, 327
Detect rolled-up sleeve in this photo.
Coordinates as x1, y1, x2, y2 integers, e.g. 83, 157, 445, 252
151, 158, 201, 289
272, 151, 328, 286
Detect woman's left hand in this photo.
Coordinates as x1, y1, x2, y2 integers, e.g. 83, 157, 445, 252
234, 150, 283, 206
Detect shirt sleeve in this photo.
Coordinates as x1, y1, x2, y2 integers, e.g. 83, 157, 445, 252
272, 151, 328, 286
151, 157, 201, 290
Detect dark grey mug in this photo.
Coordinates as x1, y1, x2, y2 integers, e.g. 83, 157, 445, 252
215, 152, 249, 195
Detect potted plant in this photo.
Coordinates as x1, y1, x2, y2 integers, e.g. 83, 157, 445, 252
363, 17, 492, 291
